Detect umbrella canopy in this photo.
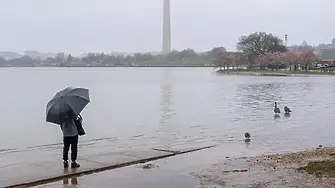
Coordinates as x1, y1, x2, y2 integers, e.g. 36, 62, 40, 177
46, 87, 90, 125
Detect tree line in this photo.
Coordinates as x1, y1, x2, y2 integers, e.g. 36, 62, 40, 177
0, 48, 227, 67
0, 32, 325, 69
215, 51, 317, 72
215, 32, 321, 72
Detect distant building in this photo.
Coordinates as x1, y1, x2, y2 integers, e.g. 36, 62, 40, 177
287, 39, 335, 65
24, 50, 57, 60
0, 51, 22, 60
287, 40, 313, 53
314, 39, 335, 56
319, 48, 335, 65
313, 39, 335, 65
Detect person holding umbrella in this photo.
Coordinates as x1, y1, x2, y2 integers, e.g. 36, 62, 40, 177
46, 87, 90, 168
60, 111, 81, 168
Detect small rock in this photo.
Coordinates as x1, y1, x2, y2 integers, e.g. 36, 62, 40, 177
137, 163, 159, 169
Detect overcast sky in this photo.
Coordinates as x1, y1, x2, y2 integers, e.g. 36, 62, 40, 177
0, 0, 334, 55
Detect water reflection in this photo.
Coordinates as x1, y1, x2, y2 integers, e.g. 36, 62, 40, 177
159, 83, 174, 126
274, 114, 280, 119
236, 83, 284, 105
62, 169, 78, 188
62, 177, 78, 188
244, 138, 251, 148
284, 113, 291, 118
236, 82, 313, 104
156, 70, 177, 148
235, 82, 314, 118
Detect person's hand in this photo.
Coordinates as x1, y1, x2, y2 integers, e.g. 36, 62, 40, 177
78, 114, 83, 122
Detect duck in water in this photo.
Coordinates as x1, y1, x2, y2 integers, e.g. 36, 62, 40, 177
284, 106, 291, 114
274, 102, 280, 114
244, 132, 251, 143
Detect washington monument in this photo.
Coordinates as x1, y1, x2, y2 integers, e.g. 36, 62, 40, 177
162, 0, 171, 53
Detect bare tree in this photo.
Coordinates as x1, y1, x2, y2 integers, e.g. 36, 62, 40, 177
215, 52, 237, 71
215, 52, 226, 70
297, 52, 317, 71
282, 52, 299, 71
258, 53, 271, 70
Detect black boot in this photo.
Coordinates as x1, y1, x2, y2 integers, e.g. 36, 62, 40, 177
71, 161, 80, 168
63, 161, 69, 168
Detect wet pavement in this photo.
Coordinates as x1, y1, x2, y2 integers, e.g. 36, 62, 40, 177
0, 141, 215, 188
34, 143, 277, 188
1, 133, 328, 188
34, 145, 335, 188
37, 167, 200, 188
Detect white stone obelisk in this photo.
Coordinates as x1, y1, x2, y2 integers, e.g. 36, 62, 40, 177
162, 0, 171, 53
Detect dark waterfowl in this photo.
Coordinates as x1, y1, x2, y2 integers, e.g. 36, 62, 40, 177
274, 102, 280, 114
245, 132, 251, 139
284, 106, 291, 114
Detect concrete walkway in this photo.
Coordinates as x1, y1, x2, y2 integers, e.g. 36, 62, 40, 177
34, 143, 263, 188
0, 143, 215, 188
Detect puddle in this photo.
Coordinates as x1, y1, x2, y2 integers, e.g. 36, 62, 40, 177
36, 167, 200, 188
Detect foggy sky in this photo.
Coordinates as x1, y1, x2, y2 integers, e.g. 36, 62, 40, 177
0, 0, 334, 55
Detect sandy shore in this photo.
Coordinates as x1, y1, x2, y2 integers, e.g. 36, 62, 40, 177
192, 147, 335, 188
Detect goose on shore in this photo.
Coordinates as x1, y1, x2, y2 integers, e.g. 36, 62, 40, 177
274, 102, 280, 114
284, 106, 291, 114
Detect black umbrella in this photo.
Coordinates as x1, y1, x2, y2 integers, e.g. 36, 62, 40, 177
46, 87, 90, 125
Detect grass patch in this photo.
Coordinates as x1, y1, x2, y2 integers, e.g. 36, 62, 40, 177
298, 160, 335, 177
246, 69, 335, 75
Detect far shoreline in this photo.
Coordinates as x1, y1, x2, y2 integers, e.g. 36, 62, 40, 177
215, 69, 335, 76
0, 65, 214, 68
1, 66, 334, 77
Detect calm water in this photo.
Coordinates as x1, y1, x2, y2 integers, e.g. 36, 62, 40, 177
1, 67, 335, 154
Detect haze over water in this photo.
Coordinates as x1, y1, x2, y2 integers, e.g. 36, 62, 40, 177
1, 68, 335, 154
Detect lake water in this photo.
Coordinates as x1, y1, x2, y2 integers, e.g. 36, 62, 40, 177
1, 67, 335, 154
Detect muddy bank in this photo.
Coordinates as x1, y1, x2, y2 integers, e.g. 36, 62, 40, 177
192, 147, 335, 188
216, 70, 311, 77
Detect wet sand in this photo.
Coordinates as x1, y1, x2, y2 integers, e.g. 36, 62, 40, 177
193, 147, 335, 188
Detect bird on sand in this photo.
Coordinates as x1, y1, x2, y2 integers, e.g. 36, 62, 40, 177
284, 106, 291, 114
274, 102, 280, 114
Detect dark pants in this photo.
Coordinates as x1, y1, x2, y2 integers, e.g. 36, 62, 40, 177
63, 136, 78, 162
